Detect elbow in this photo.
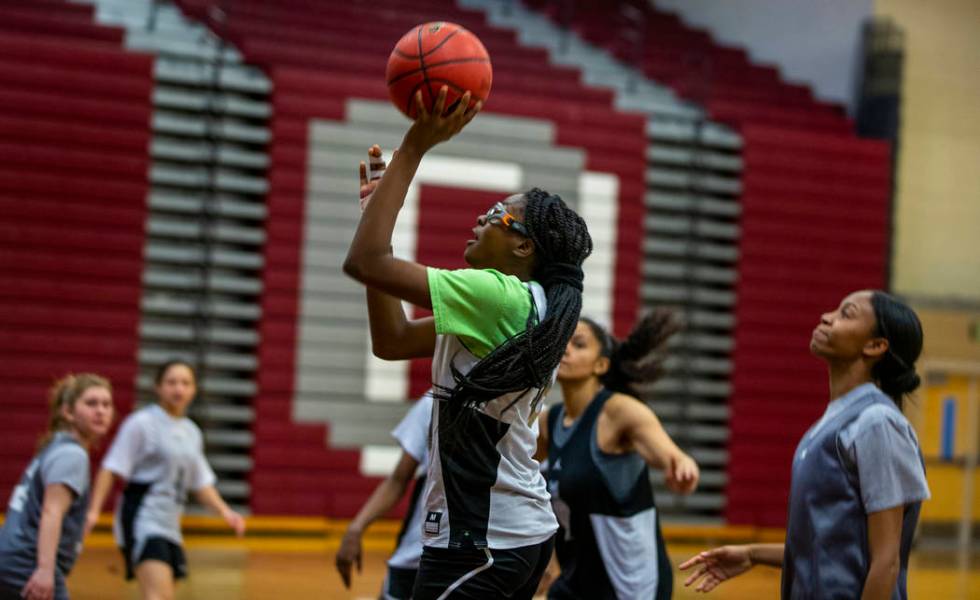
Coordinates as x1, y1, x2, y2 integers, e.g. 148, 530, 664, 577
343, 255, 364, 281
371, 341, 400, 360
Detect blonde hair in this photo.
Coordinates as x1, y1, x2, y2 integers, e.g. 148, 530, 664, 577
37, 373, 112, 450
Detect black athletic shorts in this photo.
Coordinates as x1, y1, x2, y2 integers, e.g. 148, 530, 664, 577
122, 536, 188, 581
412, 536, 554, 600
383, 565, 418, 599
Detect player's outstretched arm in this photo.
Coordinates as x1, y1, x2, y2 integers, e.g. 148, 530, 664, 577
679, 544, 784, 593
195, 486, 246, 537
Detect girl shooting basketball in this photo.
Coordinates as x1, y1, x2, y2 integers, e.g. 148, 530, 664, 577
0, 374, 114, 600
538, 311, 699, 599
344, 87, 592, 599
680, 291, 930, 599
86, 360, 245, 600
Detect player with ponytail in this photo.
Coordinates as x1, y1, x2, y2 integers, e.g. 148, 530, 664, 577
681, 290, 930, 599
0, 374, 114, 600
537, 310, 699, 599
344, 87, 591, 599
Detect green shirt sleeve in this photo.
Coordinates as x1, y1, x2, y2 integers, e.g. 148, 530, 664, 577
427, 267, 534, 358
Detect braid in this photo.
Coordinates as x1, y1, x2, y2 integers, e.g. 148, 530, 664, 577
436, 188, 592, 431
592, 309, 681, 396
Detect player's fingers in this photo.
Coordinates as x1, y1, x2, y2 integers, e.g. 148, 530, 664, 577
464, 100, 483, 124
369, 144, 381, 157
678, 554, 704, 570
414, 90, 428, 120
453, 91, 472, 118
359, 161, 368, 186
433, 85, 448, 116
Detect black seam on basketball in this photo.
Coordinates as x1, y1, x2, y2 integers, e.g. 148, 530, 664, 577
417, 26, 435, 108
386, 58, 492, 86
420, 28, 460, 58
392, 47, 419, 60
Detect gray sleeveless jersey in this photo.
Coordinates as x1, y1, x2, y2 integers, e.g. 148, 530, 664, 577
0, 433, 89, 599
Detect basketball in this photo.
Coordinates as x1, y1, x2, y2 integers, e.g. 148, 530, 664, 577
386, 21, 492, 119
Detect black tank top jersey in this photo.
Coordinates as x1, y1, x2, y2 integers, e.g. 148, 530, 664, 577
546, 389, 672, 600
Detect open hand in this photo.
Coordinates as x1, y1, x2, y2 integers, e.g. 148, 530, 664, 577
679, 545, 753, 593
223, 509, 246, 537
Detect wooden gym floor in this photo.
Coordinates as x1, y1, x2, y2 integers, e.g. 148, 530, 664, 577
64, 517, 980, 600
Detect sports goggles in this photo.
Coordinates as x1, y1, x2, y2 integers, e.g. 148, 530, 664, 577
485, 202, 528, 237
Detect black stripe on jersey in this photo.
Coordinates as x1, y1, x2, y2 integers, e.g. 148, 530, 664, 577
437, 402, 509, 549
120, 481, 152, 579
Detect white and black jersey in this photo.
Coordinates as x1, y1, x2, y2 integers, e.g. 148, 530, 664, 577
422, 268, 558, 551
102, 404, 215, 565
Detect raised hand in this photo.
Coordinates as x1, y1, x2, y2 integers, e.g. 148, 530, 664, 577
679, 545, 754, 593
402, 86, 481, 156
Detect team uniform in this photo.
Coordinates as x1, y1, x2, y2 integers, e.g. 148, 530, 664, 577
783, 382, 930, 599
101, 403, 216, 580
383, 391, 433, 600
0, 433, 90, 600
414, 268, 558, 599
545, 389, 672, 600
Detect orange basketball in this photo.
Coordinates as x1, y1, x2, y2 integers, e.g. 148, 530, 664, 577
386, 22, 492, 119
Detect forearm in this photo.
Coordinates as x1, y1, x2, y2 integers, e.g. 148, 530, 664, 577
348, 477, 412, 534
861, 558, 899, 599
87, 468, 117, 517
748, 543, 784, 568
195, 485, 232, 517
35, 506, 65, 571
367, 287, 410, 353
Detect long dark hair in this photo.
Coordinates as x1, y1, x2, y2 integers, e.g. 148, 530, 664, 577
870, 291, 923, 409
435, 188, 593, 419
581, 309, 681, 396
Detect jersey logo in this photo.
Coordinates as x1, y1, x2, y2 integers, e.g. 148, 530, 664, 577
424, 511, 442, 535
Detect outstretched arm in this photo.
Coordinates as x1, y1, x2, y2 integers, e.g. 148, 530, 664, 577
605, 394, 699, 494
195, 486, 246, 537
343, 88, 480, 308
85, 468, 117, 537
679, 543, 784, 593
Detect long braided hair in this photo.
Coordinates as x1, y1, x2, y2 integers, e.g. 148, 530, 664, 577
580, 309, 681, 397
435, 188, 593, 424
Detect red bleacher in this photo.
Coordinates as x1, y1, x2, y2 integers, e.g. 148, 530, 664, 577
175, 0, 650, 516
0, 2, 153, 493
523, 0, 893, 527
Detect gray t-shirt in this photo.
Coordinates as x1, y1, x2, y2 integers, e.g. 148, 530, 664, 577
806, 382, 930, 513
0, 433, 90, 598
103, 404, 215, 559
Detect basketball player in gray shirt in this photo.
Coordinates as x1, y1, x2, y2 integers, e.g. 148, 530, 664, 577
0, 374, 114, 600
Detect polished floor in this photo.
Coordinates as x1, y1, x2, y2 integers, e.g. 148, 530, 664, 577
67, 534, 979, 599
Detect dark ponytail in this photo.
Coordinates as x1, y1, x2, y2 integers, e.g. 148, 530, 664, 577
436, 188, 593, 420
870, 291, 923, 409
582, 309, 681, 396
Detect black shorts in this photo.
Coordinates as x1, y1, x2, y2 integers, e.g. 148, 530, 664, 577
383, 566, 418, 599
412, 536, 554, 600
122, 536, 188, 581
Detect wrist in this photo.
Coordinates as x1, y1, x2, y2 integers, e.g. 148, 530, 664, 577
746, 545, 758, 566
